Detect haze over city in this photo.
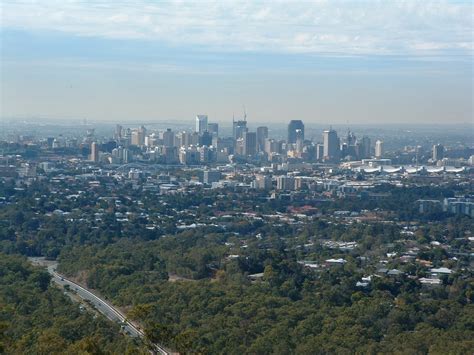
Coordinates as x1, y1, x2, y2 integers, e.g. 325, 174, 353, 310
1, 0, 473, 124
1, 2, 474, 354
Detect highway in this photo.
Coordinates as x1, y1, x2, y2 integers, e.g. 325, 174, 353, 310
44, 264, 170, 355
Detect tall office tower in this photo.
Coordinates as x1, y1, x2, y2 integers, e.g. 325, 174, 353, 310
375, 140, 384, 158
114, 124, 122, 140
111, 147, 120, 161
203, 170, 222, 184
144, 135, 154, 147
216, 137, 234, 151
177, 131, 190, 147
254, 175, 273, 190
276, 175, 295, 191
287, 120, 305, 144
316, 143, 324, 160
256, 126, 268, 152
432, 144, 445, 161
265, 138, 283, 155
131, 126, 146, 146
131, 130, 141, 146
360, 136, 371, 159
196, 115, 208, 134
233, 119, 248, 140
346, 130, 356, 145
163, 128, 175, 147
123, 128, 132, 146
323, 129, 340, 161
90, 142, 99, 162
117, 146, 123, 160
190, 132, 200, 146
207, 123, 219, 136
235, 138, 245, 156
164, 146, 178, 164
199, 131, 213, 146
198, 146, 210, 163
138, 125, 147, 145
303, 144, 317, 162
295, 128, 304, 153
243, 132, 257, 156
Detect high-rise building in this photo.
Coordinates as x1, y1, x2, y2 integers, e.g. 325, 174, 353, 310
233, 119, 248, 140
163, 129, 175, 148
114, 124, 122, 140
176, 131, 185, 147
288, 120, 305, 144
47, 137, 54, 148
254, 175, 272, 190
295, 129, 304, 153
360, 136, 371, 159
203, 170, 221, 184
90, 142, 99, 162
207, 123, 219, 136
199, 131, 213, 147
131, 131, 141, 146
139, 126, 147, 144
131, 126, 146, 146
243, 132, 257, 156
256, 126, 268, 152
190, 132, 200, 146
164, 146, 178, 164
346, 130, 356, 146
316, 143, 324, 161
323, 129, 340, 161
196, 115, 208, 134
432, 144, 444, 161
265, 138, 282, 155
215, 137, 234, 151
276, 175, 295, 191
375, 140, 384, 158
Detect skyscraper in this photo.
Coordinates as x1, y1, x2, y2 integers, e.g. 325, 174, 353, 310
323, 129, 340, 161
233, 119, 248, 140
265, 138, 282, 155
375, 140, 384, 158
207, 123, 219, 136
316, 143, 324, 161
287, 120, 305, 144
131, 131, 141, 146
243, 132, 257, 156
131, 126, 146, 146
432, 144, 444, 161
295, 128, 304, 153
114, 124, 122, 140
199, 131, 213, 147
163, 128, 175, 148
196, 115, 208, 134
256, 126, 268, 152
90, 142, 99, 162
360, 136, 371, 159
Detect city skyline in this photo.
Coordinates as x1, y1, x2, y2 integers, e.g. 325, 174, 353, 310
1, 1, 473, 124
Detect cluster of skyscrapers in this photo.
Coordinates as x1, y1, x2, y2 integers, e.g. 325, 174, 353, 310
89, 115, 385, 165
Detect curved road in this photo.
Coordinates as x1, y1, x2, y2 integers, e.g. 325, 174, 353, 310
45, 264, 170, 355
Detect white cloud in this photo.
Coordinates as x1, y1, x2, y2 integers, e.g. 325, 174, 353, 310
1, 0, 472, 56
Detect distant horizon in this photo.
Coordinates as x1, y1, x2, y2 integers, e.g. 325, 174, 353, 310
1, 116, 473, 129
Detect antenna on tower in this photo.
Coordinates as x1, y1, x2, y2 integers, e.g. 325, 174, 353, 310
243, 105, 247, 122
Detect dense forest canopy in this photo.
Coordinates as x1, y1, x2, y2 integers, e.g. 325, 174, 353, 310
0, 253, 145, 354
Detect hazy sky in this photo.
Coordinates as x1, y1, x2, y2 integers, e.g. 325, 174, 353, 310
1, 0, 473, 124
